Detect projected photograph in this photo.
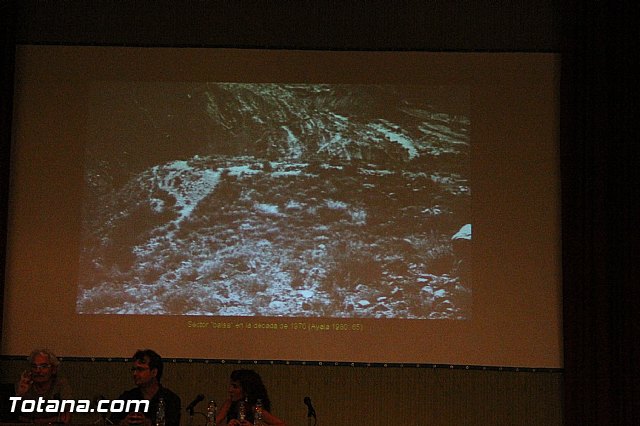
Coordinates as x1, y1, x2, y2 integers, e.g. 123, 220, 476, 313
76, 82, 471, 319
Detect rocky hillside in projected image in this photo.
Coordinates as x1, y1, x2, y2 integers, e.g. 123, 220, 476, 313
77, 83, 471, 319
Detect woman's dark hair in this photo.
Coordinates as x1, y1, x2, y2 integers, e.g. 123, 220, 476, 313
230, 369, 272, 411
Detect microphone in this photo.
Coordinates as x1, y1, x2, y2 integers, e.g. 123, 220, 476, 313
91, 395, 113, 424
185, 394, 205, 414
303, 397, 316, 418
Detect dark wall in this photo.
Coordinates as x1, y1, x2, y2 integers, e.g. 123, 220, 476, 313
559, 2, 639, 425
10, 0, 559, 51
1, 1, 637, 425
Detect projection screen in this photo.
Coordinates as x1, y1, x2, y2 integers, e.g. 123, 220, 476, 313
2, 45, 561, 367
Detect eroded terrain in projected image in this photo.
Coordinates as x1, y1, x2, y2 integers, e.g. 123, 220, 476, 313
77, 83, 471, 319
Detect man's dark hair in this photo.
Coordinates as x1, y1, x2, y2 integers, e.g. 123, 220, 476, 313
133, 349, 164, 382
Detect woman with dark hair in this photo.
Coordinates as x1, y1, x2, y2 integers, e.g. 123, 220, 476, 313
216, 369, 285, 426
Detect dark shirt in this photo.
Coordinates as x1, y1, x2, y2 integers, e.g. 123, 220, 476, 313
110, 386, 181, 426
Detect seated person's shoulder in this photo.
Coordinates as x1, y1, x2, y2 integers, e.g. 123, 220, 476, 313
159, 387, 180, 402
118, 387, 144, 400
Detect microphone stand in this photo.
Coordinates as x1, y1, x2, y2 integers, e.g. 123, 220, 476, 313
187, 407, 195, 426
94, 413, 114, 425
304, 399, 316, 426
307, 414, 317, 426
187, 410, 207, 426
91, 396, 113, 425
186, 394, 205, 426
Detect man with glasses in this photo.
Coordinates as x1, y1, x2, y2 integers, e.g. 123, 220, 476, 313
110, 349, 181, 426
14, 348, 72, 423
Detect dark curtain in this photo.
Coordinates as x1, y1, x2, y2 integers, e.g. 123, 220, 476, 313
0, 0, 16, 343
561, 1, 639, 425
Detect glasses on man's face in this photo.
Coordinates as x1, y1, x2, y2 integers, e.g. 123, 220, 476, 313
30, 364, 51, 371
130, 366, 150, 372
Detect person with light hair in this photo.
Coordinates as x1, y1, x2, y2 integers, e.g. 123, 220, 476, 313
15, 348, 73, 423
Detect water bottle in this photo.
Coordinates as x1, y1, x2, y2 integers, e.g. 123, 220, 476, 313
253, 399, 263, 426
155, 398, 165, 426
206, 400, 217, 426
238, 398, 246, 422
